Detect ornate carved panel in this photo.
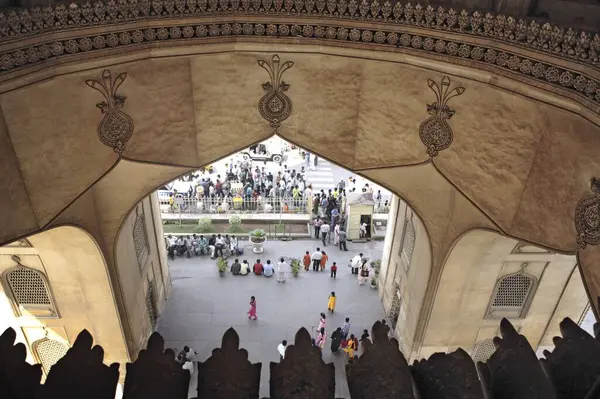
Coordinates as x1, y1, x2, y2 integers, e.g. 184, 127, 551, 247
257, 55, 294, 134
270, 327, 335, 398
133, 205, 149, 268
575, 177, 600, 249
419, 76, 465, 157
85, 70, 134, 154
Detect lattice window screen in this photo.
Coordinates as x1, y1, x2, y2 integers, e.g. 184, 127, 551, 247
389, 283, 401, 327
146, 281, 157, 330
34, 339, 68, 374
472, 338, 496, 363
400, 220, 415, 271
133, 209, 149, 267
7, 268, 51, 306
491, 274, 533, 308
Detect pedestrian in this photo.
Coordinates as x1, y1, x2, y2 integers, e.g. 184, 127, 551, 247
277, 340, 287, 361
303, 250, 311, 271
381, 319, 390, 335
344, 334, 357, 362
320, 220, 330, 246
339, 228, 348, 251
247, 296, 257, 320
333, 223, 340, 245
313, 217, 322, 239
318, 312, 326, 331
350, 253, 362, 275
360, 329, 370, 353
320, 251, 328, 271
330, 327, 342, 353
313, 155, 319, 169
315, 327, 326, 350
330, 262, 338, 279
215, 234, 225, 258
305, 152, 310, 168
277, 257, 287, 283
341, 317, 351, 339
311, 248, 322, 271
327, 291, 336, 313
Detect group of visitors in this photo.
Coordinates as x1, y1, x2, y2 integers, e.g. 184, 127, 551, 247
231, 258, 287, 282
166, 233, 241, 260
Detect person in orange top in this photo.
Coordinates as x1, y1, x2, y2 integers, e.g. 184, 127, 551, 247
320, 251, 328, 271
303, 251, 311, 271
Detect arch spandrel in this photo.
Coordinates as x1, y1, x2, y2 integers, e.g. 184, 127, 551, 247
0, 72, 118, 226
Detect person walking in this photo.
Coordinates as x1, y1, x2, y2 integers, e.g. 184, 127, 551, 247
320, 221, 330, 247
320, 251, 328, 271
341, 317, 351, 339
313, 155, 318, 170
339, 228, 348, 251
330, 327, 343, 353
327, 291, 336, 313
315, 327, 326, 350
247, 296, 257, 320
303, 250, 311, 271
305, 152, 310, 168
277, 257, 287, 283
277, 340, 287, 361
330, 262, 338, 279
313, 217, 322, 239
318, 312, 327, 331
311, 248, 323, 271
344, 334, 357, 362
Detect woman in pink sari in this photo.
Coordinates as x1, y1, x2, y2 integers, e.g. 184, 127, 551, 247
247, 295, 257, 320
315, 327, 327, 350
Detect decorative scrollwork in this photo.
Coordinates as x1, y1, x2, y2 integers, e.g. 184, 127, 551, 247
347, 321, 413, 399
196, 328, 261, 399
257, 54, 294, 133
270, 327, 335, 398
575, 177, 600, 249
85, 70, 134, 154
419, 76, 465, 158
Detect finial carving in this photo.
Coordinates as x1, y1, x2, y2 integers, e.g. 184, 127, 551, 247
574, 177, 600, 249
257, 55, 294, 134
85, 70, 134, 154
419, 76, 465, 158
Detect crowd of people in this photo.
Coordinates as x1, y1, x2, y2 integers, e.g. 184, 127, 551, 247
166, 233, 242, 260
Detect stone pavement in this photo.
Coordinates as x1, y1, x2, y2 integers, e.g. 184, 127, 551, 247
157, 238, 386, 398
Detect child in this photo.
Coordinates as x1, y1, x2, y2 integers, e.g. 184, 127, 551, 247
247, 295, 257, 320
328, 291, 336, 313
330, 262, 338, 279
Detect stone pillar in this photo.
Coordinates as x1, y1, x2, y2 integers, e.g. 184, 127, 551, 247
379, 194, 400, 300
149, 192, 171, 299
574, 178, 600, 320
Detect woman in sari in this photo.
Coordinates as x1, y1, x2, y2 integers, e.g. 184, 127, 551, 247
344, 333, 357, 362
247, 296, 257, 320
318, 313, 326, 331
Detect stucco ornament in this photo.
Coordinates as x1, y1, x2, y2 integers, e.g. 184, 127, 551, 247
257, 55, 294, 133
85, 70, 134, 154
575, 178, 600, 249
419, 76, 465, 157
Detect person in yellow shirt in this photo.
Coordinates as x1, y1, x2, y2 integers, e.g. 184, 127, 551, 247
327, 291, 336, 313
344, 334, 357, 362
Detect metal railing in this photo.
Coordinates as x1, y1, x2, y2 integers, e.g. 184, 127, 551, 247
161, 196, 309, 214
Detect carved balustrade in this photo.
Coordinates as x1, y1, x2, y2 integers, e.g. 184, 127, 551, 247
1, 317, 600, 399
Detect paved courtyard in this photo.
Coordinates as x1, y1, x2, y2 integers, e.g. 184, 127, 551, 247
157, 238, 386, 398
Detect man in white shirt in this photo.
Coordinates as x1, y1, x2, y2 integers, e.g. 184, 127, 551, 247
215, 234, 225, 258
311, 248, 323, 272
320, 222, 330, 247
277, 340, 287, 360
350, 253, 363, 275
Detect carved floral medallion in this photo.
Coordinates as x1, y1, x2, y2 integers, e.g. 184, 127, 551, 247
257, 55, 294, 133
419, 76, 465, 157
575, 178, 600, 249
85, 70, 134, 154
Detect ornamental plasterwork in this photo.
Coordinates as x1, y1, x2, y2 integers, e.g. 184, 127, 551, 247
0, 0, 598, 67
575, 177, 600, 249
419, 76, 465, 157
257, 54, 294, 133
85, 69, 134, 154
0, 21, 598, 112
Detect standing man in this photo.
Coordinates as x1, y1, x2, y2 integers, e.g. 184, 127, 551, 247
313, 155, 318, 170
339, 228, 348, 251
305, 152, 311, 168
350, 253, 363, 275
313, 217, 322, 239
278, 340, 287, 360
311, 248, 323, 271
320, 220, 330, 247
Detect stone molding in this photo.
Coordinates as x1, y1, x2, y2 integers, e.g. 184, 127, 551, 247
0, 19, 598, 112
